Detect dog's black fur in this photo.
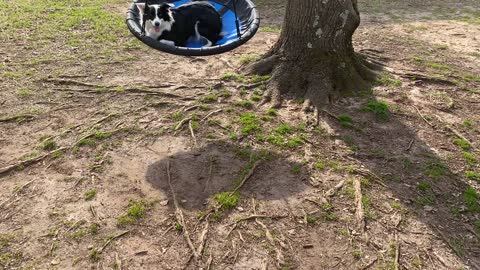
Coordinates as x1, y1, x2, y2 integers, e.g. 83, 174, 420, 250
141, 1, 223, 47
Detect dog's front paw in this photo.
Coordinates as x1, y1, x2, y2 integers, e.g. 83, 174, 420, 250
159, 39, 176, 47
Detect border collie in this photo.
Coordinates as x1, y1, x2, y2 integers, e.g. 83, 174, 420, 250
136, 1, 223, 47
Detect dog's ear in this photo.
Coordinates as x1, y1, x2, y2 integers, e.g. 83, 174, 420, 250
159, 3, 174, 12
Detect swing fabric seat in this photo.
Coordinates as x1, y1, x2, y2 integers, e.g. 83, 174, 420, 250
126, 0, 260, 56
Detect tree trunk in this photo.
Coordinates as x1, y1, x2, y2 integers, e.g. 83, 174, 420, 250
249, 0, 375, 107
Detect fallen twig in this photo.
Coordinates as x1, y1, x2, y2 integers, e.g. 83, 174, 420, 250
0, 114, 36, 123
394, 233, 400, 270
166, 160, 199, 263
99, 230, 130, 253
412, 105, 434, 127
0, 179, 35, 208
189, 120, 198, 147
174, 117, 192, 131
353, 178, 365, 233
433, 225, 463, 260
0, 147, 68, 177
230, 161, 261, 195
445, 125, 478, 152
201, 109, 223, 122
236, 80, 270, 90
405, 138, 415, 152
326, 180, 345, 197
353, 169, 387, 187
196, 220, 209, 256
360, 257, 378, 270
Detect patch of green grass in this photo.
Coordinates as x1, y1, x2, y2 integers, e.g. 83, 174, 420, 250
201, 94, 218, 103
424, 161, 448, 179
417, 182, 431, 193
291, 164, 302, 174
462, 119, 474, 129
17, 88, 32, 97
117, 200, 150, 226
466, 171, 480, 181
234, 100, 254, 108
0, 234, 13, 249
170, 111, 184, 121
315, 161, 326, 170
425, 62, 452, 70
259, 26, 281, 33
88, 224, 99, 234
266, 108, 277, 116
463, 187, 479, 213
89, 248, 100, 262
93, 131, 111, 140
239, 54, 260, 65
39, 139, 57, 151
175, 223, 183, 232
214, 192, 239, 209
363, 100, 390, 121
84, 189, 97, 201
238, 113, 261, 135
375, 72, 402, 87
286, 137, 303, 148
463, 152, 477, 166
51, 149, 64, 159
250, 75, 271, 83
275, 124, 293, 135
250, 93, 261, 101
475, 220, 480, 234
338, 114, 353, 128
221, 72, 245, 82
306, 214, 317, 224
324, 212, 337, 221
3, 72, 21, 79
460, 73, 480, 82
454, 138, 471, 150
77, 138, 95, 147
352, 249, 363, 259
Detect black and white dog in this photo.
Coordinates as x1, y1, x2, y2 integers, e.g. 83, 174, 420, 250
136, 1, 223, 47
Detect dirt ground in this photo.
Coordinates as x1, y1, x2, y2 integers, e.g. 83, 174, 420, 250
1, 0, 480, 269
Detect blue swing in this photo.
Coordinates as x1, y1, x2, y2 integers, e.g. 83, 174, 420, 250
126, 0, 260, 56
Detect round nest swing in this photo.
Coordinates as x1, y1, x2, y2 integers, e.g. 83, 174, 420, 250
126, 0, 260, 56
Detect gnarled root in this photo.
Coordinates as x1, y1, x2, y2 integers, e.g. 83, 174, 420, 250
251, 53, 376, 109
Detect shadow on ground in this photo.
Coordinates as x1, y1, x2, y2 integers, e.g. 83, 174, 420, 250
146, 143, 309, 210
324, 98, 480, 268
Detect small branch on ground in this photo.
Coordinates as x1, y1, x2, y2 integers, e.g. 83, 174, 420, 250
0, 147, 68, 177
174, 117, 192, 131
0, 114, 36, 123
188, 120, 198, 147
115, 252, 122, 270
360, 257, 378, 270
326, 180, 345, 197
166, 160, 199, 264
394, 233, 400, 270
353, 178, 365, 233
201, 109, 223, 122
405, 138, 415, 152
99, 230, 130, 253
412, 105, 434, 127
353, 168, 387, 187
236, 80, 271, 90
444, 125, 478, 152
230, 161, 261, 195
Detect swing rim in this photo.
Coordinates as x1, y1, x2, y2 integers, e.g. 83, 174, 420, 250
126, 0, 260, 56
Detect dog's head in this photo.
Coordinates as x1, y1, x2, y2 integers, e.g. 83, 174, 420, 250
136, 2, 174, 33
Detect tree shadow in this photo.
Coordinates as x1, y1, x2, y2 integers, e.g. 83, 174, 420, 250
145, 143, 310, 210
323, 99, 480, 268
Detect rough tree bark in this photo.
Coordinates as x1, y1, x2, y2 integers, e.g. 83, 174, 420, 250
248, 0, 376, 108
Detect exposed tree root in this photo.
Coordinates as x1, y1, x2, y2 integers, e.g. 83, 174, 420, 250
166, 160, 199, 266
0, 147, 68, 177
353, 178, 365, 233
247, 49, 376, 109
